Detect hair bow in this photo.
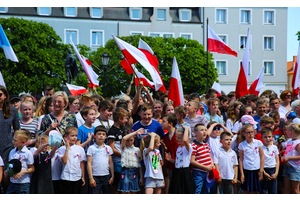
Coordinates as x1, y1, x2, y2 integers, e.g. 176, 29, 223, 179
245, 121, 249, 124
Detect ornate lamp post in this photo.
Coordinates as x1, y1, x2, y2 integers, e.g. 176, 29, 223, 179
101, 52, 110, 98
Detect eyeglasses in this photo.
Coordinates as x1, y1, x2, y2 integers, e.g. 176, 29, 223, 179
213, 127, 221, 131
247, 111, 254, 115
244, 131, 254, 135
53, 100, 63, 104
286, 95, 292, 98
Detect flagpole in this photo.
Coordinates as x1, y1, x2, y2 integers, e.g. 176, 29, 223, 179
206, 17, 209, 92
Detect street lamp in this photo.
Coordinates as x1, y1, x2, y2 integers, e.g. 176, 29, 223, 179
101, 51, 110, 98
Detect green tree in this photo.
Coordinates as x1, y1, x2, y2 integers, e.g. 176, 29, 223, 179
297, 31, 300, 41
94, 35, 217, 97
0, 17, 68, 95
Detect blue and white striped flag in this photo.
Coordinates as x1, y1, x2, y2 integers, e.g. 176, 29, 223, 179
0, 24, 18, 62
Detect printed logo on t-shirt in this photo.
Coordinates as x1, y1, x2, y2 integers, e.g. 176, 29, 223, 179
254, 147, 258, 154
231, 155, 235, 163
152, 151, 160, 174
74, 153, 81, 159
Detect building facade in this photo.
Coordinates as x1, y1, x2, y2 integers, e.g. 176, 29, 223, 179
0, 7, 287, 95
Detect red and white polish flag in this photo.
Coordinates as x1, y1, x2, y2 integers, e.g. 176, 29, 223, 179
112, 34, 163, 91
132, 65, 155, 89
168, 57, 184, 108
66, 83, 87, 96
70, 39, 99, 88
235, 28, 250, 99
292, 41, 300, 97
248, 66, 266, 96
211, 82, 222, 97
208, 25, 237, 57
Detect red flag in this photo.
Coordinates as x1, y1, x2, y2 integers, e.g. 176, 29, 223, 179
235, 28, 250, 99
248, 66, 266, 96
112, 35, 163, 91
292, 41, 300, 97
66, 83, 87, 96
138, 38, 166, 93
168, 57, 184, 108
120, 59, 134, 74
133, 65, 155, 89
208, 25, 237, 57
211, 82, 221, 97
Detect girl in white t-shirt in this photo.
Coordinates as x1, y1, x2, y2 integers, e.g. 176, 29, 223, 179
118, 128, 144, 194
282, 123, 300, 194
165, 125, 195, 194
238, 124, 264, 194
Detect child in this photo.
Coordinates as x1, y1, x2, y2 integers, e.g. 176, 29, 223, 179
87, 125, 114, 194
118, 128, 145, 194
175, 105, 191, 137
107, 107, 128, 194
260, 127, 279, 194
57, 126, 86, 194
185, 100, 209, 142
190, 123, 214, 194
214, 131, 238, 194
152, 101, 163, 122
282, 123, 300, 194
269, 111, 284, 138
255, 116, 275, 143
165, 125, 195, 194
238, 124, 265, 194
6, 130, 35, 194
98, 100, 114, 131
204, 98, 224, 125
75, 96, 98, 127
162, 101, 175, 116
253, 99, 267, 131
19, 101, 40, 147
141, 132, 164, 194
30, 135, 59, 194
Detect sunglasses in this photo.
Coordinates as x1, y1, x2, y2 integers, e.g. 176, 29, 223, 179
213, 127, 221, 131
286, 95, 292, 98
247, 111, 254, 115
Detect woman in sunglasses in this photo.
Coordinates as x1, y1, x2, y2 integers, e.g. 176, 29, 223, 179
0, 85, 20, 193
279, 90, 292, 116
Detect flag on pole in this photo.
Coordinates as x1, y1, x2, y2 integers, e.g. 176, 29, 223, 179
207, 25, 237, 57
80, 54, 99, 88
112, 34, 163, 91
138, 38, 166, 93
70, 39, 99, 88
211, 82, 222, 97
133, 65, 155, 89
168, 57, 184, 108
0, 71, 6, 88
248, 66, 266, 96
292, 41, 300, 97
0, 24, 18, 62
66, 83, 87, 96
120, 58, 134, 74
235, 28, 250, 99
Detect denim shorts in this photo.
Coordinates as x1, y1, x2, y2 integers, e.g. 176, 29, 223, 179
118, 167, 140, 192
145, 177, 164, 188
282, 164, 300, 182
6, 183, 30, 194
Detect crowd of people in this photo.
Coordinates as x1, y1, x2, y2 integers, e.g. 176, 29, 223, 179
0, 82, 299, 194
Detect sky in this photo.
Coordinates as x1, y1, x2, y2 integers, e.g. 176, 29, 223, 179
287, 7, 300, 61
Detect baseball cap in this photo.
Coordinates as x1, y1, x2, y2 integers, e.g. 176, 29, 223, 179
9, 94, 21, 103
7, 159, 22, 177
241, 115, 258, 125
206, 168, 219, 188
287, 112, 297, 120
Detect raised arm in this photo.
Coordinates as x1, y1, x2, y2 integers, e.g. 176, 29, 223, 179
132, 81, 143, 115
121, 128, 145, 150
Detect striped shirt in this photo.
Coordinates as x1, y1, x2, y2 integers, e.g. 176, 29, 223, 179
192, 140, 212, 172
20, 119, 40, 139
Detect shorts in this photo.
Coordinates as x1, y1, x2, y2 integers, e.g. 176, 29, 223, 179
282, 164, 300, 182
144, 177, 164, 188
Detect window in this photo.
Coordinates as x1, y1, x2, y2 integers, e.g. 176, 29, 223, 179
91, 31, 103, 46
264, 61, 274, 75
264, 36, 274, 51
181, 35, 191, 39
65, 7, 76, 17
65, 30, 78, 44
218, 35, 227, 44
157, 9, 166, 20
240, 10, 251, 24
264, 10, 275, 25
216, 9, 227, 23
0, 7, 8, 13
150, 33, 160, 38
90, 7, 102, 18
240, 35, 251, 50
130, 8, 142, 20
163, 34, 173, 38
179, 9, 191, 22
131, 32, 142, 36
38, 7, 51, 15
216, 61, 226, 75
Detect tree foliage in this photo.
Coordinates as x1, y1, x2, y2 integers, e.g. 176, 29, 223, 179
92, 35, 217, 97
297, 31, 300, 41
0, 17, 68, 95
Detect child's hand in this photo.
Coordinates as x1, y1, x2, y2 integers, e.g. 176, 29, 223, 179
50, 122, 58, 130
81, 177, 85, 186
160, 141, 168, 152
65, 139, 70, 149
217, 176, 222, 183
135, 128, 145, 135
87, 132, 94, 142
270, 173, 278, 180
264, 172, 271, 181
232, 178, 237, 185
205, 165, 212, 172
108, 176, 114, 185
240, 175, 245, 184
161, 179, 165, 188
258, 171, 263, 181
89, 178, 96, 187
13, 171, 23, 180
283, 156, 289, 162
139, 177, 144, 186
149, 132, 157, 137
165, 152, 171, 161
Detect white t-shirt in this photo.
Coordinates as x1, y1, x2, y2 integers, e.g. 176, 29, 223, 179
0, 156, 4, 166
238, 139, 263, 170
143, 148, 163, 180
214, 147, 238, 180
175, 144, 192, 168
263, 144, 279, 168
51, 150, 62, 180
57, 144, 86, 181
226, 119, 234, 132
206, 136, 221, 162
87, 143, 113, 176
284, 138, 300, 170
9, 146, 34, 183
